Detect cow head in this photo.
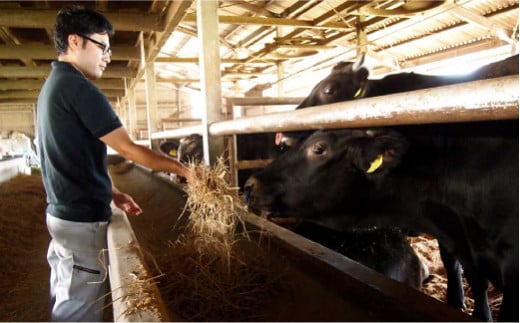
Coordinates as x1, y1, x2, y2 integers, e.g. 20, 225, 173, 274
247, 128, 408, 220
159, 140, 180, 158
296, 61, 369, 108
275, 60, 370, 150
177, 134, 203, 164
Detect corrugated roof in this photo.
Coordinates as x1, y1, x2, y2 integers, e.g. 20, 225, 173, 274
0, 0, 518, 105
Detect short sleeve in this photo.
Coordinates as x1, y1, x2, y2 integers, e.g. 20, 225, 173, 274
73, 81, 123, 138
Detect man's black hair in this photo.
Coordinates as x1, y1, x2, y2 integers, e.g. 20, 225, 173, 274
54, 6, 114, 55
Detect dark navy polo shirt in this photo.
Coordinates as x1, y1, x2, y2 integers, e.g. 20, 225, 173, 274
37, 61, 122, 222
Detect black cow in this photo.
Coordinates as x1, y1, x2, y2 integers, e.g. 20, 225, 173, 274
272, 54, 519, 321
176, 135, 427, 289
176, 133, 281, 188
177, 134, 204, 164
277, 54, 519, 148
245, 120, 518, 321
159, 139, 180, 159
290, 221, 427, 289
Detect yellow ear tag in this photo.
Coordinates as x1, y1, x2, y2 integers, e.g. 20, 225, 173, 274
354, 87, 363, 98
366, 154, 383, 173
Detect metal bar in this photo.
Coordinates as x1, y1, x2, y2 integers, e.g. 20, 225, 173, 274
161, 118, 202, 123
150, 125, 203, 140
227, 96, 305, 106
210, 76, 519, 136
236, 159, 273, 170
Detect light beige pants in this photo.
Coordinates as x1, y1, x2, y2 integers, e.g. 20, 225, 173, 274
46, 214, 109, 322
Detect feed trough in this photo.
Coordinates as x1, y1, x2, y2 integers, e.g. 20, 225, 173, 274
107, 162, 473, 322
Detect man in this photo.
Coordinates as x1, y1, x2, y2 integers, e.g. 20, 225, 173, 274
37, 6, 192, 321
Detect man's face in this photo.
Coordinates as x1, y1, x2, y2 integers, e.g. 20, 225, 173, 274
74, 33, 111, 79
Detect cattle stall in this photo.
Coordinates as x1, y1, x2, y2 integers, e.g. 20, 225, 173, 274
151, 96, 303, 186
107, 75, 517, 321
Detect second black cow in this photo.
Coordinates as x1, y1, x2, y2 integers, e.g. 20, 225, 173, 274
246, 121, 518, 321
272, 54, 518, 321
277, 54, 519, 148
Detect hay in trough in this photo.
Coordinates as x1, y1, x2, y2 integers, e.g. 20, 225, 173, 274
156, 158, 289, 321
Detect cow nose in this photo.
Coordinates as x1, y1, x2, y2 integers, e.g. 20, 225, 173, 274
243, 176, 258, 204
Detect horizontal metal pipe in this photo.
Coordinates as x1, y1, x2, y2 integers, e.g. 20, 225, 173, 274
210, 76, 519, 136
161, 118, 202, 123
226, 96, 305, 106
150, 124, 203, 140
236, 159, 273, 170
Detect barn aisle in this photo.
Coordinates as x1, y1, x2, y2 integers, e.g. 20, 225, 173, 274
0, 173, 114, 322
0, 173, 49, 322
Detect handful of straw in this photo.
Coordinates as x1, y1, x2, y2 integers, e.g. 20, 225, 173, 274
159, 157, 287, 321
181, 157, 249, 249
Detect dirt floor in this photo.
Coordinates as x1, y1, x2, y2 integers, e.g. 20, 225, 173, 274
0, 173, 113, 322
0, 173, 49, 322
0, 170, 503, 321
409, 234, 503, 321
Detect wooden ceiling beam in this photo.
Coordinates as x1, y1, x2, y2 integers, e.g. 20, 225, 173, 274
0, 44, 140, 60
129, 0, 193, 89
155, 77, 200, 84
0, 26, 36, 67
0, 66, 135, 78
0, 79, 44, 90
154, 56, 277, 64
0, 96, 119, 106
0, 8, 163, 32
0, 79, 125, 90
182, 13, 350, 30
450, 6, 517, 44
0, 99, 38, 105
0, 89, 124, 100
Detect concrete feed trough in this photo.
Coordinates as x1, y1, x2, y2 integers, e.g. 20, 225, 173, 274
107, 163, 473, 322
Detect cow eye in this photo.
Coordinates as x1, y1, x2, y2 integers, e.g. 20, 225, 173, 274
312, 143, 326, 155
306, 139, 329, 160
323, 85, 335, 95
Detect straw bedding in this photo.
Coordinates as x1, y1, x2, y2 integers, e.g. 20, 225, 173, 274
409, 234, 502, 321
0, 173, 49, 322
0, 173, 113, 322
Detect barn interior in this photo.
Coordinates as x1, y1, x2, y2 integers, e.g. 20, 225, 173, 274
0, 0, 518, 322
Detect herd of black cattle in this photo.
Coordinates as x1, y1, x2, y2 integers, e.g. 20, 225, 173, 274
159, 54, 518, 321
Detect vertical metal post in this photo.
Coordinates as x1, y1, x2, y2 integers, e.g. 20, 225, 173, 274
144, 61, 158, 148
139, 32, 158, 148
124, 78, 137, 140
356, 15, 367, 58
125, 78, 137, 140
197, 0, 225, 165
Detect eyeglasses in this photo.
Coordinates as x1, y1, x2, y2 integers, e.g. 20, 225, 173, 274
78, 34, 112, 56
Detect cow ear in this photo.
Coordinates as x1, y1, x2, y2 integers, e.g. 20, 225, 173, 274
361, 130, 408, 175
352, 67, 369, 98
354, 67, 369, 83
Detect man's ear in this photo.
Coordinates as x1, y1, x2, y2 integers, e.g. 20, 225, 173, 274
359, 130, 409, 175
67, 34, 81, 51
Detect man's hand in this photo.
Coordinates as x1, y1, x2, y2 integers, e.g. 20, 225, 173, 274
112, 189, 143, 216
